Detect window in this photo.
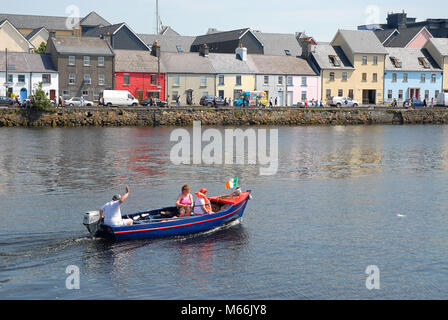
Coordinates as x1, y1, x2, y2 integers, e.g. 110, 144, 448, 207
98, 74, 105, 86
285, 50, 291, 56
201, 76, 208, 87
301, 91, 307, 101
172, 91, 179, 100
329, 72, 335, 81
83, 56, 90, 66
348, 89, 354, 99
173, 75, 180, 87
218, 90, 224, 98
403, 73, 408, 82
150, 74, 157, 85
421, 73, 426, 83
263, 76, 269, 85
373, 73, 378, 82
431, 74, 437, 83
342, 72, 348, 81
418, 57, 430, 69
123, 74, 130, 85
301, 77, 307, 86
176, 45, 183, 52
435, 90, 440, 98
326, 89, 331, 99
329, 55, 340, 67
7, 74, 13, 83
425, 90, 429, 99
218, 75, 225, 85
236, 75, 242, 86
83, 74, 91, 84
392, 73, 397, 82
98, 56, 105, 67
338, 89, 343, 97
362, 73, 367, 82
69, 73, 76, 85
373, 56, 378, 65
62, 90, 70, 99
362, 56, 367, 65
390, 56, 401, 68
287, 76, 293, 86
18, 75, 25, 83
278, 76, 283, 85
42, 74, 51, 84
388, 90, 393, 99
82, 90, 89, 97
398, 90, 403, 100
69, 56, 75, 66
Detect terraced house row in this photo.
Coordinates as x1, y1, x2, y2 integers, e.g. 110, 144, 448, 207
1, 10, 448, 105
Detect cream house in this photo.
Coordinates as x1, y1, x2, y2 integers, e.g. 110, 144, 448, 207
0, 19, 34, 52
424, 38, 448, 92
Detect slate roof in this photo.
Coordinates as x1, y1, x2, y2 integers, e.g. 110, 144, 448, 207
114, 50, 160, 73
208, 53, 254, 74
79, 11, 110, 27
0, 52, 57, 72
247, 54, 317, 75
0, 11, 109, 31
50, 36, 114, 56
252, 31, 303, 56
159, 26, 180, 36
138, 33, 196, 52
384, 47, 441, 71
427, 38, 448, 56
25, 27, 47, 40
311, 43, 354, 70
383, 27, 432, 47
83, 23, 125, 37
192, 28, 254, 46
160, 52, 215, 74
335, 29, 387, 54
374, 29, 397, 44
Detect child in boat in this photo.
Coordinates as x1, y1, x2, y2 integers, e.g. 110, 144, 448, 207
176, 184, 194, 217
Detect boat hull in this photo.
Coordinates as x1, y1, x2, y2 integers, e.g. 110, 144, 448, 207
96, 192, 250, 241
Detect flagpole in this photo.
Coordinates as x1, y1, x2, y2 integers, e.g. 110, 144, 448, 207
156, 0, 159, 34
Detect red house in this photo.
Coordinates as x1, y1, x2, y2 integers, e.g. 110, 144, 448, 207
114, 49, 166, 102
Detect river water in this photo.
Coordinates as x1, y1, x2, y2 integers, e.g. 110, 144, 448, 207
0, 125, 447, 299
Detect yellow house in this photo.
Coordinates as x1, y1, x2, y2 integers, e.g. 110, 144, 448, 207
0, 19, 34, 52
208, 49, 256, 100
312, 30, 388, 105
26, 27, 49, 50
424, 38, 448, 92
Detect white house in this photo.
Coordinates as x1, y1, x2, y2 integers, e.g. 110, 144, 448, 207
0, 51, 58, 101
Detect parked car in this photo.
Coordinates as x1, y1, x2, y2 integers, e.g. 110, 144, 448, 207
141, 98, 168, 107
64, 97, 94, 107
103, 90, 139, 107
328, 96, 359, 107
407, 99, 425, 107
0, 96, 15, 106
200, 96, 226, 107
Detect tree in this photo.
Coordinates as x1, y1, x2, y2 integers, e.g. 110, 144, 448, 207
34, 42, 46, 53
29, 82, 53, 111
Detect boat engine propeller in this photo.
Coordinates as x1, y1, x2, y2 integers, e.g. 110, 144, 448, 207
83, 210, 101, 236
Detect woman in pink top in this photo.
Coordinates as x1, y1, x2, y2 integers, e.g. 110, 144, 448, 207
176, 184, 193, 217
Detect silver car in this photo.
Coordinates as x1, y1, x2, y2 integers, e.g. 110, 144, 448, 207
64, 97, 94, 107
329, 96, 359, 107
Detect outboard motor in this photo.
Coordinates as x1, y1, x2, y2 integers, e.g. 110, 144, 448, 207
83, 210, 101, 237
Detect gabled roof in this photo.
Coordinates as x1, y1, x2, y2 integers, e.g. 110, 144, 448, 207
208, 53, 253, 74
374, 29, 398, 44
49, 36, 114, 56
384, 47, 441, 71
0, 52, 57, 72
311, 43, 354, 70
333, 29, 387, 54
159, 26, 180, 36
160, 52, 215, 74
247, 54, 317, 75
84, 22, 150, 50
0, 12, 76, 30
138, 33, 196, 52
192, 28, 261, 46
0, 19, 34, 49
427, 38, 448, 56
79, 11, 110, 27
25, 26, 48, 41
252, 31, 303, 56
114, 50, 160, 73
383, 26, 433, 47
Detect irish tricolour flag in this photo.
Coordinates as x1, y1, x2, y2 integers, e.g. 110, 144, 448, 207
226, 177, 238, 189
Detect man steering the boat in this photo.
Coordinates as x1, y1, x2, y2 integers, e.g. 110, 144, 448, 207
100, 186, 133, 227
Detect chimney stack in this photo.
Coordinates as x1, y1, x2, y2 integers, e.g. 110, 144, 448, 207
299, 36, 313, 59
200, 44, 209, 57
235, 41, 247, 61
152, 40, 161, 57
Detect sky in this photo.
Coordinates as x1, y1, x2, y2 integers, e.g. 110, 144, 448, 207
4, 0, 448, 41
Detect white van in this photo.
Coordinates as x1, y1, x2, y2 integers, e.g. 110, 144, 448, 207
103, 90, 139, 107
436, 92, 448, 107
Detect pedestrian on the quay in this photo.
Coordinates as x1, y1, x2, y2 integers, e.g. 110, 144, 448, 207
275, 97, 278, 106
423, 98, 427, 107
229, 97, 232, 106
269, 97, 273, 107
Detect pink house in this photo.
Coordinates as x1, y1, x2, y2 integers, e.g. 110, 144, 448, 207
375, 26, 433, 49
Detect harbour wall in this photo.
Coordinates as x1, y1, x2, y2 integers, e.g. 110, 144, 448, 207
1, 107, 448, 127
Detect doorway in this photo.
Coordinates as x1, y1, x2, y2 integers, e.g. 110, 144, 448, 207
409, 88, 420, 100
50, 90, 56, 100
362, 89, 376, 104
136, 90, 144, 103
287, 91, 293, 106
277, 91, 283, 106
20, 88, 27, 103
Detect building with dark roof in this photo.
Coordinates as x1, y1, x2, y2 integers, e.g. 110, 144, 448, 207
374, 26, 433, 48
84, 23, 150, 51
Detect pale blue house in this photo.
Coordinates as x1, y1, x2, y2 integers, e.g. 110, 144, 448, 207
384, 47, 443, 104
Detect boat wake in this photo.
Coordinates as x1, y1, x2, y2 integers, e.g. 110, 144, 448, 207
175, 218, 242, 242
